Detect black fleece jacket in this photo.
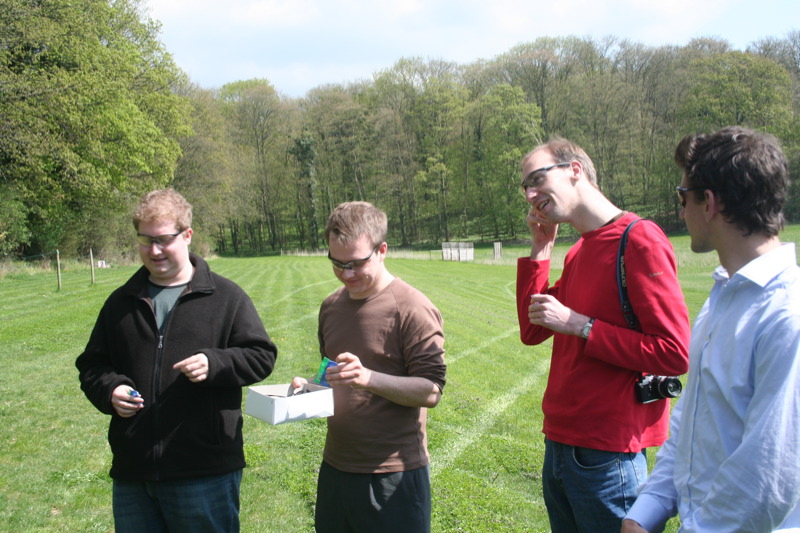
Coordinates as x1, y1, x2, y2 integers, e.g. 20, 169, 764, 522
76, 253, 277, 481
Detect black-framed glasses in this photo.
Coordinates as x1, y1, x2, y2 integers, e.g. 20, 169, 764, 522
521, 162, 571, 191
675, 186, 707, 208
328, 246, 379, 271
137, 231, 184, 248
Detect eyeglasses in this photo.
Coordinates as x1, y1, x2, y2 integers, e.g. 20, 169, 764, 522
137, 231, 184, 248
521, 162, 571, 191
675, 186, 707, 208
328, 246, 379, 271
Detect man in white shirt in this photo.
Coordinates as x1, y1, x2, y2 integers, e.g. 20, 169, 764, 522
622, 126, 800, 532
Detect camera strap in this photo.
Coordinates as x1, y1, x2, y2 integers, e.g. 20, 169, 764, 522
617, 219, 641, 330
618, 219, 681, 398
616, 218, 666, 331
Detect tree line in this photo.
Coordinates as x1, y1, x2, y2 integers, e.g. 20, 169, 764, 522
2, 0, 799, 259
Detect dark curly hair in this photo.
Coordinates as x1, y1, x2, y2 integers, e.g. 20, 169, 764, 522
674, 126, 788, 237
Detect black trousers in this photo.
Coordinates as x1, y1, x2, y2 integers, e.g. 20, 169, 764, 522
314, 461, 431, 533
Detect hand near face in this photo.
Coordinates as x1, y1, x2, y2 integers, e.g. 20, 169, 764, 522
526, 206, 558, 243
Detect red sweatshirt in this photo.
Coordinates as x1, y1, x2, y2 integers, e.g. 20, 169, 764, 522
517, 213, 690, 452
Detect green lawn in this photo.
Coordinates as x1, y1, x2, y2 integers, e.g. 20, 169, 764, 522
1, 227, 798, 532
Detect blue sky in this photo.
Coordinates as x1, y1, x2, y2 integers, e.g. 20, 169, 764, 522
143, 0, 799, 98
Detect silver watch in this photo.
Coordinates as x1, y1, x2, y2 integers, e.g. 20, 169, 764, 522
580, 318, 596, 340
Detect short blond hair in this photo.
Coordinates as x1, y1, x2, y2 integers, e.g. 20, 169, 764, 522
522, 136, 598, 186
324, 201, 387, 247
132, 188, 193, 231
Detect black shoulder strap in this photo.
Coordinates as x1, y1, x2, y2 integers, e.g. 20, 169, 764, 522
616, 218, 669, 330
617, 219, 641, 330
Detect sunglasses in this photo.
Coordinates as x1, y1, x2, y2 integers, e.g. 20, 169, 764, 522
328, 246, 379, 271
137, 231, 184, 248
675, 186, 707, 208
521, 162, 571, 191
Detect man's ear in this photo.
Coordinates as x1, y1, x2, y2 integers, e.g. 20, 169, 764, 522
568, 160, 582, 182
703, 190, 721, 222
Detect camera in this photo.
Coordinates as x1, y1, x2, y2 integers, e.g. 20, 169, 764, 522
635, 374, 682, 403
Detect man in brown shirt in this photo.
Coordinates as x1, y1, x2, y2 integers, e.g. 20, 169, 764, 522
293, 201, 446, 533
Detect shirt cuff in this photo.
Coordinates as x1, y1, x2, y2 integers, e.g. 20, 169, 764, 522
625, 493, 673, 533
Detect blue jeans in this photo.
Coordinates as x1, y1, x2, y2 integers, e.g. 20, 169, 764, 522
542, 439, 647, 533
113, 470, 242, 533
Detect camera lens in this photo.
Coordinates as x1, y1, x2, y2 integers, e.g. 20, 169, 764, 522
657, 377, 682, 398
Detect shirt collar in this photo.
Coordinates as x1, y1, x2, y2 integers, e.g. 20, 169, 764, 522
714, 242, 797, 288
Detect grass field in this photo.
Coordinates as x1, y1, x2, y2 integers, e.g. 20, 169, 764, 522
2, 227, 798, 532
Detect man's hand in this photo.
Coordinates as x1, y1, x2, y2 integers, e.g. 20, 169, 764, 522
621, 518, 649, 533
290, 376, 309, 395
173, 353, 209, 383
526, 208, 558, 239
326, 352, 371, 389
111, 384, 144, 417
325, 352, 441, 408
526, 206, 558, 260
291, 376, 309, 389
529, 294, 587, 336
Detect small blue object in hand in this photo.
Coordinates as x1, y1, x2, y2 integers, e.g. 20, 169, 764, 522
313, 358, 338, 387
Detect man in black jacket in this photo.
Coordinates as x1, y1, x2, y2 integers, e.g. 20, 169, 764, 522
76, 188, 277, 533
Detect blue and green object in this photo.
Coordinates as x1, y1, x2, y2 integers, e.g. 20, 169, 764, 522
313, 357, 338, 387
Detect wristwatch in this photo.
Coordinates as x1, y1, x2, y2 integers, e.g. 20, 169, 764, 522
580, 318, 596, 340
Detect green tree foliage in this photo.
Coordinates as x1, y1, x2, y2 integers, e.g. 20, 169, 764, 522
681, 51, 793, 136
289, 132, 320, 248
222, 79, 294, 253
302, 85, 372, 213
748, 31, 800, 219
0, 0, 191, 256
0, 185, 30, 257
467, 84, 543, 241
408, 69, 467, 242
171, 83, 236, 255
3, 16, 799, 256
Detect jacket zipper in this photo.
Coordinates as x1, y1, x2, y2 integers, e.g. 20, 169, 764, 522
153, 333, 164, 480
144, 283, 192, 481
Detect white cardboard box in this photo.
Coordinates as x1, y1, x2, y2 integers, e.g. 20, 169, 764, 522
245, 383, 334, 425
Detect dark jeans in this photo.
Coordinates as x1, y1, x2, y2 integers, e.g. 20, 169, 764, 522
315, 461, 431, 533
112, 470, 242, 533
542, 438, 647, 533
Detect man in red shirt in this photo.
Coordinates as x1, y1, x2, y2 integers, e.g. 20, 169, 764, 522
516, 137, 690, 532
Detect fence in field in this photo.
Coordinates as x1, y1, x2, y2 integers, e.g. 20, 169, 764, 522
17, 249, 108, 290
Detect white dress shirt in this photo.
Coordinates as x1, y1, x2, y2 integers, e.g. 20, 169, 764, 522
626, 243, 800, 532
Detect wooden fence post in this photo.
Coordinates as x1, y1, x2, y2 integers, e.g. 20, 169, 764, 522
56, 250, 62, 291
493, 242, 503, 260
90, 249, 95, 285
